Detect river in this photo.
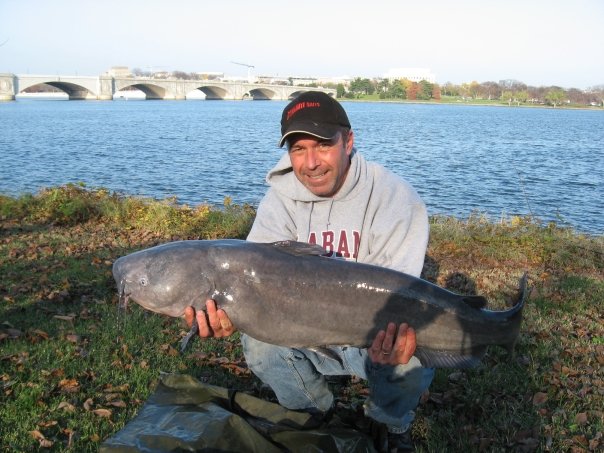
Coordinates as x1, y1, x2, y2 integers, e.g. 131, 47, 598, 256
1, 99, 602, 234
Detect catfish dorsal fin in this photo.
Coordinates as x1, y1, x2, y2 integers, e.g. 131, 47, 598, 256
461, 295, 488, 309
271, 240, 327, 257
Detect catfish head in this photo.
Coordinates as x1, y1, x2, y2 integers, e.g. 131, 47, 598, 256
112, 242, 213, 318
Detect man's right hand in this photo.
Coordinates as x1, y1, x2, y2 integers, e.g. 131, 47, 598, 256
184, 299, 236, 338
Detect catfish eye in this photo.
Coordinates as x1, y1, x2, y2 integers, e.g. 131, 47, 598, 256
139, 277, 148, 286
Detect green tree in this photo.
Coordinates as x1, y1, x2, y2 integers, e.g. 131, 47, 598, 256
441, 82, 459, 97
545, 89, 566, 107
501, 90, 514, 106
349, 77, 375, 96
378, 78, 390, 94
515, 90, 529, 106
336, 83, 346, 98
417, 80, 433, 100
390, 80, 406, 99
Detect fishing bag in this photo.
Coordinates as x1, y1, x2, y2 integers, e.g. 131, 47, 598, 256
100, 373, 376, 452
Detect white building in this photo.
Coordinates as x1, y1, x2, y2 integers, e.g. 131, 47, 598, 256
383, 68, 436, 83
106, 66, 132, 77
316, 75, 354, 87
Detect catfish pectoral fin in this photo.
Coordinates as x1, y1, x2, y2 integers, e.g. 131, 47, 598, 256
414, 347, 486, 369
180, 319, 199, 353
308, 346, 344, 366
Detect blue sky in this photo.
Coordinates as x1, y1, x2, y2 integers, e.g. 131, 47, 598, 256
1, 0, 602, 89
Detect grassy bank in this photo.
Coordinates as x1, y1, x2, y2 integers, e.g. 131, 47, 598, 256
1, 185, 602, 452
344, 94, 604, 110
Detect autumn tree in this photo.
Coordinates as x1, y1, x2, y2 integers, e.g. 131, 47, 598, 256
407, 82, 419, 100
567, 88, 588, 104
432, 84, 442, 100
478, 81, 501, 100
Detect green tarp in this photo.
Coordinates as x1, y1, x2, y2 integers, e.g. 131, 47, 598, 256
100, 373, 377, 452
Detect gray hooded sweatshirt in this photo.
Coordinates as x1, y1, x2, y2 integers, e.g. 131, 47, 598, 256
247, 149, 428, 277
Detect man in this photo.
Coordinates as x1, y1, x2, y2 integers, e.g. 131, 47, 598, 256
185, 91, 434, 451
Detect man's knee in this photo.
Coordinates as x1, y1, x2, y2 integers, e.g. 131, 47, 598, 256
241, 334, 288, 373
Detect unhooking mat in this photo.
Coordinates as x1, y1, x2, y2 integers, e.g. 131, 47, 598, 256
100, 373, 376, 452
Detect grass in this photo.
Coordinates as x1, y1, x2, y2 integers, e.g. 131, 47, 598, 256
1, 185, 602, 451
344, 94, 603, 110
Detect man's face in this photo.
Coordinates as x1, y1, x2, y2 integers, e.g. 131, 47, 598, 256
287, 130, 354, 197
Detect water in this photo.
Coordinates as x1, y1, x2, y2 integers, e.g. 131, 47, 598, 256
1, 99, 602, 235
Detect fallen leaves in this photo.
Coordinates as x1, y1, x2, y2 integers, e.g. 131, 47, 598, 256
57, 378, 80, 394
57, 401, 76, 413
28, 329, 50, 342
160, 343, 180, 356
30, 429, 54, 448
191, 351, 251, 376
53, 314, 75, 322
532, 391, 548, 406
92, 408, 113, 419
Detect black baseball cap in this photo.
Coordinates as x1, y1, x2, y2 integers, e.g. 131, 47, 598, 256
279, 92, 351, 147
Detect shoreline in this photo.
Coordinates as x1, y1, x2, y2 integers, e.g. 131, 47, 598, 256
341, 97, 604, 111
10, 92, 603, 111
1, 184, 601, 238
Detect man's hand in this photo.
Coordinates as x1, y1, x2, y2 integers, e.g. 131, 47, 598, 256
368, 322, 417, 365
184, 299, 236, 338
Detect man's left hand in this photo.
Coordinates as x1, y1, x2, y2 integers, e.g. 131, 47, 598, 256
368, 322, 417, 365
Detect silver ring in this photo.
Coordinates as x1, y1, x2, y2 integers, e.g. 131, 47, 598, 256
381, 350, 390, 355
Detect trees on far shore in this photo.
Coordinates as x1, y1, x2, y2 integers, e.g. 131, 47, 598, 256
337, 77, 603, 107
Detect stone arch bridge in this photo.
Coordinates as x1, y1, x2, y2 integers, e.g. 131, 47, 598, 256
0, 73, 336, 101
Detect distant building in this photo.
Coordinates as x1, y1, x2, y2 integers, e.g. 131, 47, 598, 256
255, 75, 323, 86
106, 66, 132, 77
383, 68, 436, 83
257, 75, 290, 85
289, 76, 318, 86
316, 76, 354, 87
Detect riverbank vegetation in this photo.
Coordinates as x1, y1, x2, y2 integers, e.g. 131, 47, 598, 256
331, 77, 604, 109
1, 185, 602, 451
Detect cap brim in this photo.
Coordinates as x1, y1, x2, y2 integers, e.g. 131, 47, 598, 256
278, 122, 341, 148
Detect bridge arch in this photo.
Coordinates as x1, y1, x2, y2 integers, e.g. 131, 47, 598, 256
247, 88, 277, 100
117, 82, 174, 100
18, 79, 95, 100
193, 85, 228, 100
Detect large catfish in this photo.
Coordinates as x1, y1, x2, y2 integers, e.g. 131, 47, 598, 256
112, 240, 527, 368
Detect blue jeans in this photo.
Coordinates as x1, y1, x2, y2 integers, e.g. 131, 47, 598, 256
241, 334, 434, 432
